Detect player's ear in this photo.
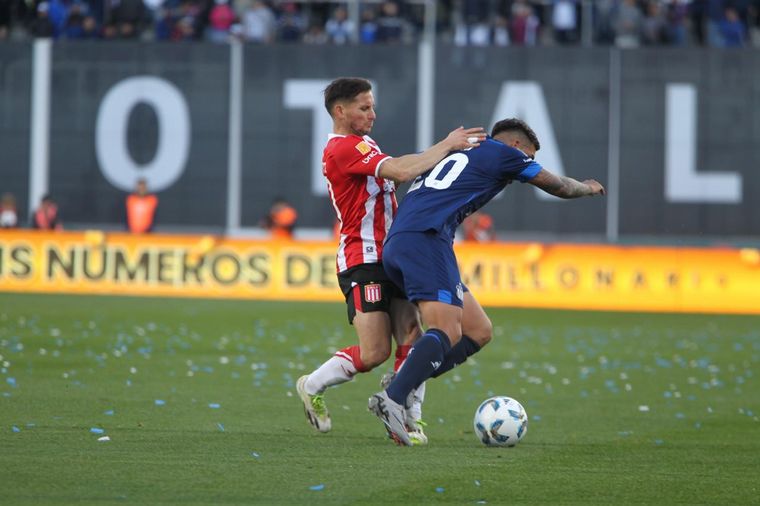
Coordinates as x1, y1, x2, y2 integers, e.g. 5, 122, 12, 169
332, 102, 345, 119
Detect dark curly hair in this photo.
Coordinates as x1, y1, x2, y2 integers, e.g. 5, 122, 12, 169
491, 118, 541, 151
324, 77, 372, 117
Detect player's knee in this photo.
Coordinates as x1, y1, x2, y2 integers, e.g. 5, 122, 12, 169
468, 318, 493, 347
396, 322, 422, 346
360, 346, 390, 370
440, 323, 463, 345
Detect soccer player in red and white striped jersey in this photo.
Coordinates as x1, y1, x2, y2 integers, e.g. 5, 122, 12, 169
296, 77, 484, 443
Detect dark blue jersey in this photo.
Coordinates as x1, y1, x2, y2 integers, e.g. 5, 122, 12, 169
388, 137, 542, 240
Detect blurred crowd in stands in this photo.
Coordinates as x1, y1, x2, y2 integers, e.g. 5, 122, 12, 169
0, 0, 758, 48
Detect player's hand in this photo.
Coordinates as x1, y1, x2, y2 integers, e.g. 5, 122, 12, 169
445, 126, 486, 150
584, 179, 606, 196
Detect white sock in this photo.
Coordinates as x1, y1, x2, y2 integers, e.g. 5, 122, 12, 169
304, 353, 358, 395
396, 356, 427, 422
407, 381, 426, 422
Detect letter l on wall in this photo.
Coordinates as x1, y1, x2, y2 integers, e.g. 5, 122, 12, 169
665, 84, 742, 204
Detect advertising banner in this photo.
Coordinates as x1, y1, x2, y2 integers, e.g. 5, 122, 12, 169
1, 231, 758, 315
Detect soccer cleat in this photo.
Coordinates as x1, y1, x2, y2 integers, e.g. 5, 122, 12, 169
296, 375, 331, 433
380, 371, 427, 444
368, 391, 412, 446
407, 419, 428, 446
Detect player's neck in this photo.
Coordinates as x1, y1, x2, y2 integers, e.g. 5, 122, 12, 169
333, 123, 364, 137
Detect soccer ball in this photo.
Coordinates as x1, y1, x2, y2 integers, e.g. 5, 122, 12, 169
473, 396, 528, 447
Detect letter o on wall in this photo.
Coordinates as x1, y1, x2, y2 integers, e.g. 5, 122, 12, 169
96, 76, 190, 192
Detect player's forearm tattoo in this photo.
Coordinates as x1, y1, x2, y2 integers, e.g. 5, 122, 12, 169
558, 176, 593, 198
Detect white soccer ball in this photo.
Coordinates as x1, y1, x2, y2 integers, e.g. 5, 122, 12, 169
473, 396, 528, 447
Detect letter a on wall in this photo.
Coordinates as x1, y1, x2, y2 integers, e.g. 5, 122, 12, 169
490, 82, 565, 201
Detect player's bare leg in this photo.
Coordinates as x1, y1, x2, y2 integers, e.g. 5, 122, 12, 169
429, 291, 492, 379
299, 310, 391, 433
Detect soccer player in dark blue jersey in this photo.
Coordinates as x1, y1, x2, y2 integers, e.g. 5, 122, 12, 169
368, 118, 605, 445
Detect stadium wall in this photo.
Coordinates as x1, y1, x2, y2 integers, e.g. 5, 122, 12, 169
1, 231, 758, 315
1, 42, 758, 241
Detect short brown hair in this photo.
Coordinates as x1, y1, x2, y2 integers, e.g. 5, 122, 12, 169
324, 77, 372, 116
491, 118, 541, 151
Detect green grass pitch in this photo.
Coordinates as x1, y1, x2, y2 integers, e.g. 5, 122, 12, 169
1, 293, 758, 505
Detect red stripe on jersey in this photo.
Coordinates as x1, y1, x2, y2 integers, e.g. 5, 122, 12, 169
323, 134, 397, 273
352, 285, 362, 313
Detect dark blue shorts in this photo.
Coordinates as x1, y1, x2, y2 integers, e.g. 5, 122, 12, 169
383, 230, 466, 308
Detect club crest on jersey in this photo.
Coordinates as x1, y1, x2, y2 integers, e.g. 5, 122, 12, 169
355, 141, 372, 155
364, 283, 382, 303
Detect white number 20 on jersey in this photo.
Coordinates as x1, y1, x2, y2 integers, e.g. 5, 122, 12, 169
408, 153, 469, 192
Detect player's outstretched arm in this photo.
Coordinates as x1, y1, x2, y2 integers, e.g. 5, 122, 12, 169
378, 126, 486, 183
528, 168, 605, 199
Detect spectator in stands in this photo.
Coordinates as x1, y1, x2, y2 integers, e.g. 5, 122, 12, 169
642, 0, 668, 44
0, 0, 11, 40
63, 3, 86, 39
325, 5, 354, 44
552, 0, 579, 44
261, 197, 297, 240
242, 0, 276, 43
510, 0, 540, 46
126, 179, 158, 234
278, 2, 305, 42
613, 0, 643, 47
666, 0, 690, 45
32, 194, 62, 230
493, 15, 511, 46
359, 7, 378, 44
462, 211, 495, 242
454, 0, 491, 46
303, 22, 328, 44
30, 2, 54, 38
376, 1, 406, 43
719, 6, 747, 46
593, 0, 617, 44
0, 192, 18, 228
706, 0, 727, 46
206, 0, 234, 43
112, 0, 149, 39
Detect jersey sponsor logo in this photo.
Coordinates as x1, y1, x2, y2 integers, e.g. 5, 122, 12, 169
456, 283, 464, 301
362, 150, 379, 164
364, 283, 382, 303
523, 158, 533, 163
355, 141, 372, 155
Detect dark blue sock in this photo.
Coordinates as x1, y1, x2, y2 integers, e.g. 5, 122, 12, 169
386, 328, 451, 405
430, 335, 481, 378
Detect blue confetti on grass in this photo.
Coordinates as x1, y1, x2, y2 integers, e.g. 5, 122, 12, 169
154, 399, 165, 406
309, 484, 324, 491
435, 487, 444, 493
6, 377, 16, 387
208, 403, 221, 409
12, 425, 20, 433
90, 427, 105, 434
474, 480, 481, 487
251, 452, 260, 458
217, 423, 225, 432
104, 410, 114, 416
654, 439, 664, 445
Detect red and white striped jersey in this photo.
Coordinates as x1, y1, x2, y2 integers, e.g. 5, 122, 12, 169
322, 133, 397, 273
